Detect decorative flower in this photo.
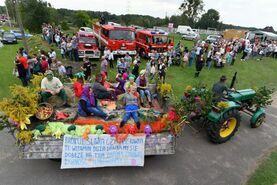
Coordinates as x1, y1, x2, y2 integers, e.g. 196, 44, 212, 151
32, 130, 41, 140
109, 125, 118, 137
167, 110, 179, 122
144, 125, 152, 137
19, 114, 33, 130
96, 129, 104, 136
52, 128, 63, 139
195, 96, 201, 102
16, 131, 33, 144
185, 85, 193, 92
125, 124, 137, 134
82, 127, 90, 140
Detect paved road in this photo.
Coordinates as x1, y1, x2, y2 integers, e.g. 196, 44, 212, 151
0, 106, 276, 185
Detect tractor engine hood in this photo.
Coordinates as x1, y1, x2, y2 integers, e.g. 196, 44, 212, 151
227, 89, 256, 102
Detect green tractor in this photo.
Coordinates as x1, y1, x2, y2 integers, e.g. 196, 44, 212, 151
181, 73, 273, 144
206, 89, 266, 144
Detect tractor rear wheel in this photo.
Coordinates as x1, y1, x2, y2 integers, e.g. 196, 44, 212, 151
206, 109, 241, 144
250, 113, 265, 128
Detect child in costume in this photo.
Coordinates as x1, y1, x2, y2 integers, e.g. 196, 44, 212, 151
73, 72, 85, 98
120, 85, 141, 129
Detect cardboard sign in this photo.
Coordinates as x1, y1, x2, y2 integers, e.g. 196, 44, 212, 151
61, 134, 146, 169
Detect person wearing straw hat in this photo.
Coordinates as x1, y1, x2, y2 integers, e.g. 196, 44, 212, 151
41, 70, 70, 107
136, 69, 152, 107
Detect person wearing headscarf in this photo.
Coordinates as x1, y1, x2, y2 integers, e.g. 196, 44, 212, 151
124, 74, 137, 92
40, 70, 69, 106
136, 70, 152, 107
78, 86, 110, 120
115, 72, 128, 96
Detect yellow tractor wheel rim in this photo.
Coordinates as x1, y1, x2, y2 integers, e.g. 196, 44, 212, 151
219, 117, 237, 138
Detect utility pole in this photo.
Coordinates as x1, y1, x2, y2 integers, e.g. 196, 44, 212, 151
14, 0, 29, 53
4, 4, 12, 27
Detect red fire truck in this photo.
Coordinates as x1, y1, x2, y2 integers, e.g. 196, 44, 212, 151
93, 23, 137, 55
136, 29, 174, 57
77, 32, 101, 59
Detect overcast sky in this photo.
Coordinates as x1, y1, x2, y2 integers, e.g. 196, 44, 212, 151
0, 0, 276, 29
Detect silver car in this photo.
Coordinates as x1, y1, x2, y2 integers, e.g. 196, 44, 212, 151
206, 35, 222, 43
181, 33, 200, 41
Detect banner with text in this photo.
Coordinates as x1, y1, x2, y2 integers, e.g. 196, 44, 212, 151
61, 134, 146, 169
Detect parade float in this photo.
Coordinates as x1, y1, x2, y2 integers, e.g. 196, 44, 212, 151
0, 76, 186, 168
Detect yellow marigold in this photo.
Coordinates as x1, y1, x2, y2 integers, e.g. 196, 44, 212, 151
31, 74, 44, 87
16, 131, 33, 144
185, 85, 193, 92
217, 101, 229, 109
159, 83, 172, 96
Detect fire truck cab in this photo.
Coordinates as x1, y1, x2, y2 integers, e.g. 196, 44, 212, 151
93, 23, 137, 56
136, 29, 174, 57
77, 32, 100, 59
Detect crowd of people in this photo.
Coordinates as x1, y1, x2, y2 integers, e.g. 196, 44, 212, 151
13, 46, 72, 87
166, 37, 277, 77
42, 23, 79, 62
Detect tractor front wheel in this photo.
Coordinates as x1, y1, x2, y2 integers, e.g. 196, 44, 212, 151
206, 109, 241, 144
250, 113, 265, 128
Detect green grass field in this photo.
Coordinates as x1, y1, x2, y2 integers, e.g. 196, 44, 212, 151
0, 42, 21, 98
247, 150, 277, 185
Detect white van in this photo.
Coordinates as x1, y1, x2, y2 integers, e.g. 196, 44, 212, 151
177, 25, 194, 35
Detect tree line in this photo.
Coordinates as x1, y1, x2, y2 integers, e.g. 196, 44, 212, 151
1, 0, 256, 33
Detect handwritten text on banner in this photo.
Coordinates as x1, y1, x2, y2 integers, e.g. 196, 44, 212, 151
61, 134, 146, 169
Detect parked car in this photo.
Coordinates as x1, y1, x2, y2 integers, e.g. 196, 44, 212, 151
2, 32, 17, 44
181, 32, 200, 41
79, 27, 93, 33
10, 30, 32, 39
206, 35, 222, 43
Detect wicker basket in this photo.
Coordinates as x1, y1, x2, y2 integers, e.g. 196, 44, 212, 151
35, 103, 54, 120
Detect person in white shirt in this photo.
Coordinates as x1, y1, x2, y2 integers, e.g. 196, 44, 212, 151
66, 39, 73, 60
103, 47, 109, 58
49, 49, 57, 61
60, 39, 67, 59
55, 34, 61, 48
57, 61, 67, 76
40, 70, 69, 106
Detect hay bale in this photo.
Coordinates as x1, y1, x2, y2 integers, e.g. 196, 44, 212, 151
48, 87, 77, 107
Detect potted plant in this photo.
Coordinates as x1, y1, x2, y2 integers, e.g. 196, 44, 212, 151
157, 83, 173, 112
